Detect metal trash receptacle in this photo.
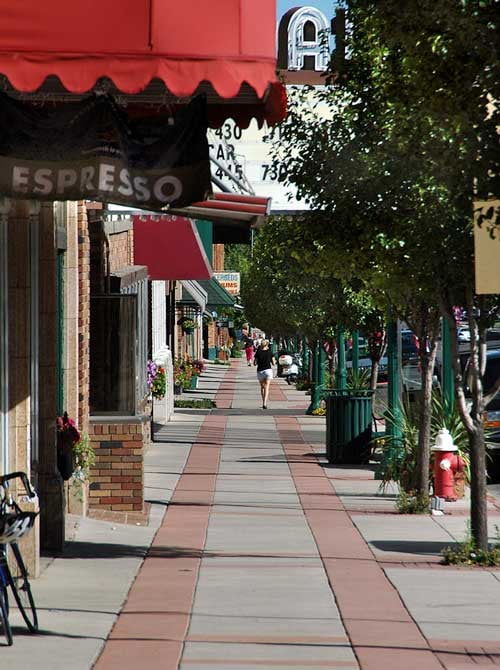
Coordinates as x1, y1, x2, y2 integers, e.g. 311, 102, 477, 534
325, 389, 374, 464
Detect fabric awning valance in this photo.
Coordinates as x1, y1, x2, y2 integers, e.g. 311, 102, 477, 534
0, 0, 286, 128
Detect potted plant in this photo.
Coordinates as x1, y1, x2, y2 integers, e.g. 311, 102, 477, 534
147, 360, 167, 400
189, 358, 205, 389
152, 366, 166, 399
218, 345, 231, 361
70, 432, 96, 505
174, 359, 192, 393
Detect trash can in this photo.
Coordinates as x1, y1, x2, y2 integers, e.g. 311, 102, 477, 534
325, 389, 374, 464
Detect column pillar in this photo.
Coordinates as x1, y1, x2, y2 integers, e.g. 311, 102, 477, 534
0, 198, 11, 475
38, 202, 65, 553
386, 320, 402, 440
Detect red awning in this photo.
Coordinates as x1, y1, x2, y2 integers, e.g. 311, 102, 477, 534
168, 193, 271, 242
0, 0, 286, 127
133, 215, 211, 280
171, 192, 271, 222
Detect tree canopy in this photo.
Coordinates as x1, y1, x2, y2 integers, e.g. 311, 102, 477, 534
268, 0, 499, 549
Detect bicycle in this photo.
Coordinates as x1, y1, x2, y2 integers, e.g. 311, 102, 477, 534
0, 471, 39, 645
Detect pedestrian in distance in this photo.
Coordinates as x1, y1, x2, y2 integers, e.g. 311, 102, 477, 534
242, 332, 255, 366
253, 339, 276, 409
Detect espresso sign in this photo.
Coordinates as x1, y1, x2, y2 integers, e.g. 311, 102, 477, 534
0, 94, 211, 210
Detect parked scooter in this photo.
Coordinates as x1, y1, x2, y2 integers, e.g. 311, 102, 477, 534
282, 353, 302, 385
278, 353, 293, 378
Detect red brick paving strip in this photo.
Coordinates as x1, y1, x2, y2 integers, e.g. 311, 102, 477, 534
275, 416, 444, 670
213, 359, 238, 408
94, 415, 227, 670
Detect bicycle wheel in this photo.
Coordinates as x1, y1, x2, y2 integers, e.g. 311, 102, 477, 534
0, 582, 13, 645
8, 543, 38, 632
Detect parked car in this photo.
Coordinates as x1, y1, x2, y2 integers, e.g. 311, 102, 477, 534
345, 355, 388, 382
461, 349, 500, 483
401, 329, 419, 361
483, 351, 500, 483
457, 327, 471, 343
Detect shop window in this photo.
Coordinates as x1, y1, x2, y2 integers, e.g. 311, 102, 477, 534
90, 295, 137, 415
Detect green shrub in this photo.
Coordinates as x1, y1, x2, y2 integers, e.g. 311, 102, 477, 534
377, 398, 419, 493
441, 525, 500, 566
174, 399, 216, 409
396, 490, 430, 514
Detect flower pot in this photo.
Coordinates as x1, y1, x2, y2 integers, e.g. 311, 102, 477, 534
182, 327, 194, 335
189, 375, 199, 389
174, 383, 182, 395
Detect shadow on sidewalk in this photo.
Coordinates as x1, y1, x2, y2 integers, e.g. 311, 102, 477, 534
371, 540, 458, 555
62, 541, 149, 559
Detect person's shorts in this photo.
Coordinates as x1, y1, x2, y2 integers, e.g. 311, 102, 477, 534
257, 369, 273, 382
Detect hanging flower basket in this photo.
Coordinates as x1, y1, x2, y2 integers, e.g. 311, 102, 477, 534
56, 412, 81, 481
179, 317, 197, 334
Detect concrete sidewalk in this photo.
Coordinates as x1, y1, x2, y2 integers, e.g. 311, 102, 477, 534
3, 359, 500, 669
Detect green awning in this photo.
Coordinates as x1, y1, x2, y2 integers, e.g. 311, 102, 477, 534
181, 277, 235, 308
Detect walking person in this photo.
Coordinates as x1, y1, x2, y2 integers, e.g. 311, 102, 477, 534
253, 339, 276, 409
242, 332, 255, 366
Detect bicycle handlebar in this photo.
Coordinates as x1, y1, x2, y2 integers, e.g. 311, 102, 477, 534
0, 472, 36, 498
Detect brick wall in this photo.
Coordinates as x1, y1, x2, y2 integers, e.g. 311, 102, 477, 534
88, 419, 146, 512
212, 244, 224, 271
109, 231, 133, 272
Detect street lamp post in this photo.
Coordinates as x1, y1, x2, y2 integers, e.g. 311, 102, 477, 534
352, 330, 360, 374
306, 340, 323, 413
336, 327, 347, 390
441, 317, 454, 419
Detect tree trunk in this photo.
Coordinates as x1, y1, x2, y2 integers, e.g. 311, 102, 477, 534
370, 360, 379, 391
415, 339, 437, 496
440, 294, 489, 551
329, 337, 337, 386
469, 422, 488, 551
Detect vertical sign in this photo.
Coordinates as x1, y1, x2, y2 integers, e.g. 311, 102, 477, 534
474, 200, 500, 294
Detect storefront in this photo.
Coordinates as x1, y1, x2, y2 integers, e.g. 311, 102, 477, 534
0, 0, 285, 555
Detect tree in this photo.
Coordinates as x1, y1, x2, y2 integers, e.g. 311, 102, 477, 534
272, 0, 500, 547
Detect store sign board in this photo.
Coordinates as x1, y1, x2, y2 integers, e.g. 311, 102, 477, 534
474, 200, 500, 294
214, 271, 240, 295
213, 2, 339, 213
0, 93, 210, 210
